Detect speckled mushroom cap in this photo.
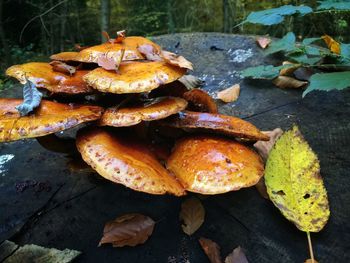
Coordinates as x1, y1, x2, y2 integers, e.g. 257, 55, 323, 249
50, 37, 161, 63
158, 110, 269, 141
6, 62, 93, 95
83, 61, 186, 94
100, 97, 188, 127
0, 99, 103, 142
76, 128, 185, 196
166, 135, 264, 194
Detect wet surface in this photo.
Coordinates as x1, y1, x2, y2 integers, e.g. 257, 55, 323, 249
1, 33, 350, 262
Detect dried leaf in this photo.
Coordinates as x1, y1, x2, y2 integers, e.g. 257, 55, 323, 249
256, 37, 271, 49
199, 237, 222, 263
74, 44, 89, 51
254, 128, 284, 162
162, 50, 193, 70
224, 246, 249, 263
183, 88, 218, 113
101, 31, 111, 42
265, 125, 330, 232
273, 76, 308, 89
137, 44, 162, 61
16, 79, 43, 116
97, 49, 125, 71
179, 197, 205, 235
99, 213, 155, 247
305, 259, 318, 263
279, 61, 300, 76
178, 75, 203, 89
321, 34, 340, 54
114, 30, 126, 43
217, 84, 240, 103
49, 61, 76, 76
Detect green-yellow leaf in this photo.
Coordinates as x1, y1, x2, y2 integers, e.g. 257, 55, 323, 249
265, 125, 330, 232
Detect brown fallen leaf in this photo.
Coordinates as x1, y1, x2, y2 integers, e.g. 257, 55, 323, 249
305, 259, 318, 263
199, 237, 222, 263
178, 75, 203, 90
114, 30, 126, 43
162, 50, 193, 70
321, 34, 340, 54
99, 213, 155, 247
279, 61, 300, 76
273, 76, 308, 89
224, 246, 249, 263
97, 49, 125, 71
137, 44, 162, 61
217, 84, 240, 103
179, 197, 205, 235
254, 128, 283, 162
256, 36, 271, 49
102, 31, 111, 42
183, 88, 218, 113
49, 61, 76, 76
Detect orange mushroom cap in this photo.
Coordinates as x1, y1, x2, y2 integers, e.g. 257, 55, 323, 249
158, 110, 269, 141
83, 61, 186, 94
182, 88, 218, 113
51, 37, 161, 63
0, 99, 103, 142
100, 97, 188, 127
167, 135, 264, 194
76, 128, 185, 196
6, 62, 93, 95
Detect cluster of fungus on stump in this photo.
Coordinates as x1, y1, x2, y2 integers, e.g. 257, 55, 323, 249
1, 30, 267, 196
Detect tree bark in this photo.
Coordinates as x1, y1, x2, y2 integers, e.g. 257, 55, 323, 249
222, 0, 229, 33
101, 0, 111, 43
0, 0, 11, 65
167, 0, 175, 34
60, 1, 67, 51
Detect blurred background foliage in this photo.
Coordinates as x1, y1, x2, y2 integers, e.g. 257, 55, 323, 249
0, 0, 349, 88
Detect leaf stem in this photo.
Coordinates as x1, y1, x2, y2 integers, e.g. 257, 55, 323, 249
307, 231, 315, 263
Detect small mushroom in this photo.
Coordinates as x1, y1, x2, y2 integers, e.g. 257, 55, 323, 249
83, 61, 186, 94
100, 97, 188, 127
6, 62, 93, 95
183, 88, 218, 113
167, 135, 264, 194
158, 110, 269, 141
76, 127, 185, 196
0, 99, 103, 142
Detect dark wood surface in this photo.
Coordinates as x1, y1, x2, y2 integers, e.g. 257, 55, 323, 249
0, 33, 349, 263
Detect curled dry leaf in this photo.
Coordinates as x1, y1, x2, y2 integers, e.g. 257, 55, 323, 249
179, 197, 205, 235
256, 36, 271, 49
16, 79, 42, 116
102, 31, 111, 42
99, 213, 155, 247
279, 61, 300, 76
97, 49, 125, 71
162, 50, 193, 70
137, 44, 162, 61
178, 75, 203, 89
114, 30, 126, 43
217, 84, 240, 103
49, 61, 76, 76
254, 128, 284, 162
321, 34, 340, 54
224, 246, 249, 263
273, 76, 308, 89
199, 237, 222, 263
183, 88, 218, 113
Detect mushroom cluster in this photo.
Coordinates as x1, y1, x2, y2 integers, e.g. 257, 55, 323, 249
2, 32, 269, 196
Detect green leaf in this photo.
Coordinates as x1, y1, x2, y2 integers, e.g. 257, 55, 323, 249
287, 53, 322, 65
317, 0, 350, 10
241, 64, 295, 79
244, 5, 313, 25
341, 43, 350, 59
265, 32, 296, 55
265, 125, 330, 232
303, 71, 350, 96
302, 37, 321, 45
15, 79, 43, 116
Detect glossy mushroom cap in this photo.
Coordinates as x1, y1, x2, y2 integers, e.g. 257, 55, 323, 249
0, 99, 103, 142
182, 88, 218, 113
6, 62, 93, 95
83, 61, 186, 94
167, 135, 264, 194
100, 97, 188, 127
76, 128, 185, 196
158, 110, 269, 141
51, 37, 161, 63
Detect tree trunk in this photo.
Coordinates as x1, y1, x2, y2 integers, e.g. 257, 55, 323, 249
167, 0, 175, 34
0, 0, 11, 65
60, 1, 67, 51
101, 0, 110, 43
223, 0, 229, 33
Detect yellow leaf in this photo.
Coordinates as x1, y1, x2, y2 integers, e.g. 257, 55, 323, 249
264, 125, 330, 232
180, 197, 205, 235
321, 35, 340, 54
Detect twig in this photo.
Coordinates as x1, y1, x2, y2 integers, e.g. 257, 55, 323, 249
19, 0, 69, 42
307, 231, 315, 263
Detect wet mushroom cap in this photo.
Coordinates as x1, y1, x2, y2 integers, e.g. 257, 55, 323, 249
100, 97, 188, 127
83, 61, 186, 94
158, 110, 269, 141
0, 99, 103, 142
167, 135, 264, 194
6, 62, 93, 95
76, 128, 185, 196
50, 51, 79, 62
182, 88, 218, 113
